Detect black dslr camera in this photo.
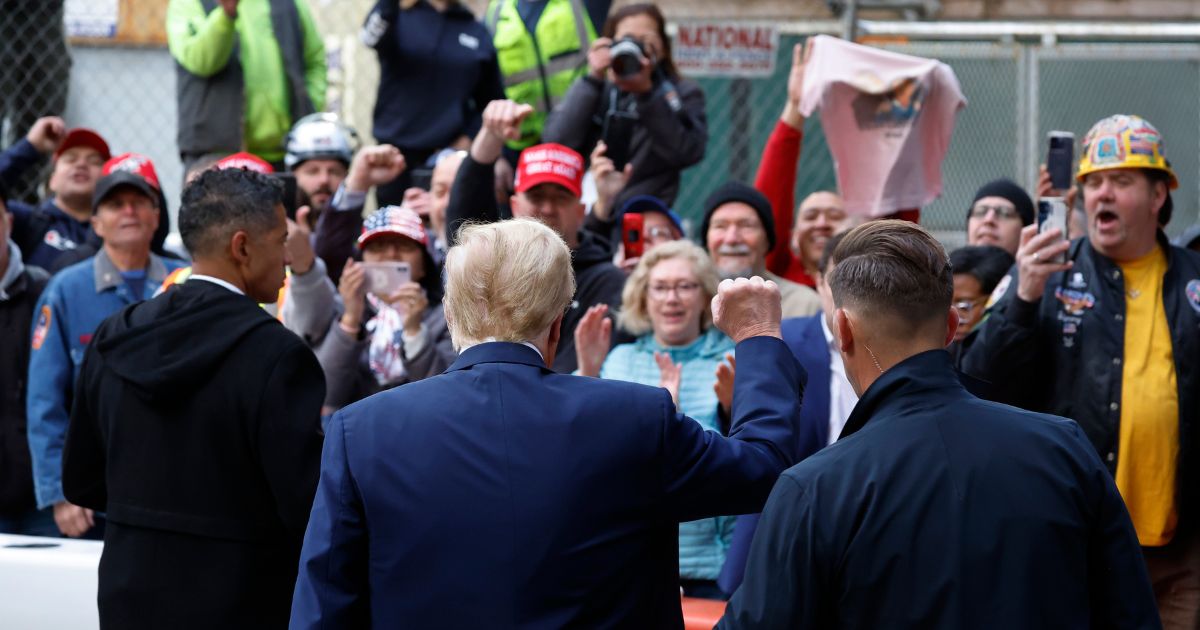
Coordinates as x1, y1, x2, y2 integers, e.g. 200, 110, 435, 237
609, 37, 647, 79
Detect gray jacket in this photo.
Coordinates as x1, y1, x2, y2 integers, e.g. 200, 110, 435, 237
282, 258, 455, 410
542, 73, 707, 208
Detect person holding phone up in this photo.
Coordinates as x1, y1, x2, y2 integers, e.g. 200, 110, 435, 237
963, 114, 1200, 629
288, 204, 453, 414
542, 3, 706, 215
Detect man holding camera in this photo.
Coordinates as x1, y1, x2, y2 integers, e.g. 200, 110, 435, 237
963, 114, 1200, 629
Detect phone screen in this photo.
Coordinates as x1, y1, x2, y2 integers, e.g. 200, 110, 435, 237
273, 173, 300, 221
362, 262, 412, 297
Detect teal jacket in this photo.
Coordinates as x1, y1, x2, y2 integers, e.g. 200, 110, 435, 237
600, 327, 736, 580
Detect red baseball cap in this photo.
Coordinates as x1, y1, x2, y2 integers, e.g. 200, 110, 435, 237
215, 151, 274, 174
515, 143, 584, 197
93, 153, 161, 211
54, 128, 111, 162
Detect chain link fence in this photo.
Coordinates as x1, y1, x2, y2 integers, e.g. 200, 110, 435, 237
5, 3, 1198, 244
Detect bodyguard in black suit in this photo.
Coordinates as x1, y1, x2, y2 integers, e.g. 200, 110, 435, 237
63, 168, 325, 629
720, 220, 1158, 629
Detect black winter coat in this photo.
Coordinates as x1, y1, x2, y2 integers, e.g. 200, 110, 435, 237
63, 280, 325, 629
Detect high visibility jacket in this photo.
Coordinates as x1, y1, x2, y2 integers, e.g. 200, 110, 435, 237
485, 0, 595, 149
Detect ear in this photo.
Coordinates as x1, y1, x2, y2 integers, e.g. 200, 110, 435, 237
90, 212, 105, 239
834, 308, 854, 354
944, 305, 960, 348
574, 201, 586, 220
1151, 179, 1168, 217
543, 311, 566, 368
229, 230, 251, 266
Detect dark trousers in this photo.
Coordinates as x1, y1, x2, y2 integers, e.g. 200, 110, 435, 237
1145, 529, 1200, 630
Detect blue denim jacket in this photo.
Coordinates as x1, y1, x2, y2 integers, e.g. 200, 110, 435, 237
26, 249, 182, 508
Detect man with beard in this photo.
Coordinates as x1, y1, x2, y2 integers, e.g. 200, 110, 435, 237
964, 114, 1200, 629
701, 181, 820, 318
285, 113, 359, 224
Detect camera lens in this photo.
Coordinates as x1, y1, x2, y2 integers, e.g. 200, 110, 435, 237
609, 39, 644, 79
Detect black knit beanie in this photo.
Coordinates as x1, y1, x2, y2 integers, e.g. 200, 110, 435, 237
700, 181, 776, 252
969, 178, 1035, 226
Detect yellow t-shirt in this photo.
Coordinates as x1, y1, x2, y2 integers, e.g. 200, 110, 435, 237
1114, 245, 1179, 547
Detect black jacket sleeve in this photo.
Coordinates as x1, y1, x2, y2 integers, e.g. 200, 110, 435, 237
542, 75, 605, 154
637, 77, 707, 169
254, 341, 326, 540
62, 330, 108, 511
446, 154, 506, 248
959, 269, 1051, 409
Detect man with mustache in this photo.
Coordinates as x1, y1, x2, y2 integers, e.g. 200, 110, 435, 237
964, 114, 1200, 629
285, 113, 359, 225
701, 181, 820, 318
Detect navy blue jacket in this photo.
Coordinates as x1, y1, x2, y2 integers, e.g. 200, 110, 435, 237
291, 336, 805, 629
719, 350, 1159, 629
365, 0, 505, 151
718, 315, 832, 594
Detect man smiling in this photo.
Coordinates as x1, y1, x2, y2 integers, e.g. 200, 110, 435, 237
701, 181, 820, 318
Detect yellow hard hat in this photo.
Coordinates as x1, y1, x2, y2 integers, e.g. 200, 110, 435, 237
1076, 114, 1177, 189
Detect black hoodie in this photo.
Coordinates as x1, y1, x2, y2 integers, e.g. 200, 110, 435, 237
447, 153, 631, 373
62, 279, 325, 628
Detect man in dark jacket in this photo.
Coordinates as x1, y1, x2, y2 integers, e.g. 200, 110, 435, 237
720, 220, 1157, 629
447, 98, 627, 373
0, 183, 53, 536
62, 167, 325, 628
963, 114, 1200, 628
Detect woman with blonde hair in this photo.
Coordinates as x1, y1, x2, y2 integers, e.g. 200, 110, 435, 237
575, 239, 735, 600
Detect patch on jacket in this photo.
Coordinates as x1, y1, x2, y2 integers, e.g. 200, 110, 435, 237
985, 274, 1011, 310
1054, 288, 1095, 316
1187, 279, 1200, 313
459, 33, 480, 49
31, 305, 51, 350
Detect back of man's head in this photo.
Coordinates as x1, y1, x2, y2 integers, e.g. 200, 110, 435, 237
828, 220, 953, 344
179, 168, 283, 259
444, 219, 575, 350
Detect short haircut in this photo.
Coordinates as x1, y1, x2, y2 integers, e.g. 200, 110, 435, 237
618, 240, 720, 336
828, 220, 953, 333
444, 219, 575, 349
949, 245, 1015, 295
817, 230, 851, 275
178, 168, 283, 258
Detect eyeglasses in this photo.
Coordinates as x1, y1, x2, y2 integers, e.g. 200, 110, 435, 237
644, 226, 676, 244
969, 204, 1020, 220
953, 297, 987, 315
648, 281, 701, 299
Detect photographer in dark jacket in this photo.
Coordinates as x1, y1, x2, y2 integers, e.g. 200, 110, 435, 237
542, 3, 706, 215
963, 114, 1200, 628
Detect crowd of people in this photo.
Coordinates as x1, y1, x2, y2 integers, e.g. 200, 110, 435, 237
0, 0, 1198, 628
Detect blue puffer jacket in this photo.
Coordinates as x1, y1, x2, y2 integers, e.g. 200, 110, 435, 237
599, 327, 736, 580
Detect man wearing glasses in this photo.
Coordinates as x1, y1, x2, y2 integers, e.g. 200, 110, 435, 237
965, 178, 1034, 256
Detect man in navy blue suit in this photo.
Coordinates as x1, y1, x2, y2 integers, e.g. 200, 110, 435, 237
719, 220, 1157, 629
290, 218, 806, 628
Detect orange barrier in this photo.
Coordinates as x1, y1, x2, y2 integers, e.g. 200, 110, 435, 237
681, 596, 727, 630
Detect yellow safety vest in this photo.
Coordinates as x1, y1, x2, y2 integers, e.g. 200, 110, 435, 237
486, 0, 596, 150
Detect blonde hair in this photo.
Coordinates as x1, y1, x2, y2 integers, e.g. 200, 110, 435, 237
617, 240, 719, 336
444, 219, 575, 349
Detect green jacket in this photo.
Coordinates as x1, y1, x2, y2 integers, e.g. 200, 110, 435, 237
167, 0, 326, 162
